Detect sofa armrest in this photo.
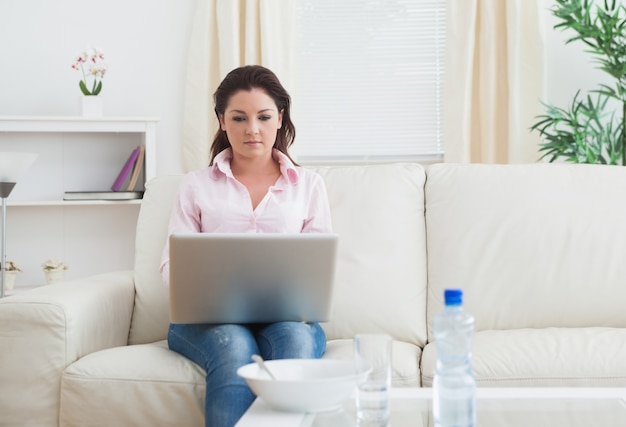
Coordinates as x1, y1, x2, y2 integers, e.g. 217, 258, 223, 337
0, 270, 135, 426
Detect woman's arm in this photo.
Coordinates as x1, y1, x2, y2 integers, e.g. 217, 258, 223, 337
159, 175, 203, 285
302, 174, 333, 233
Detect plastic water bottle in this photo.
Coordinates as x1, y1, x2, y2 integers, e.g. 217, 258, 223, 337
432, 289, 476, 427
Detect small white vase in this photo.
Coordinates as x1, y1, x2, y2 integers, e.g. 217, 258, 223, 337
81, 96, 103, 117
2, 270, 17, 291
44, 269, 65, 284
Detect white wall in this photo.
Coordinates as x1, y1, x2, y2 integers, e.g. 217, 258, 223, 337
0, 0, 196, 175
0, 0, 607, 287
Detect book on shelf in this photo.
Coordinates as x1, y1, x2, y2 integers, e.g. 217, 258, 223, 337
126, 145, 145, 191
111, 147, 141, 191
64, 191, 144, 201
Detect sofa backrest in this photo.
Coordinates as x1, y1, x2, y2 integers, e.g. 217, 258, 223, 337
425, 163, 626, 337
311, 164, 428, 346
129, 174, 182, 345
128, 163, 429, 348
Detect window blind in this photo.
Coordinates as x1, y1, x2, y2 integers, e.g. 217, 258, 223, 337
294, 0, 446, 163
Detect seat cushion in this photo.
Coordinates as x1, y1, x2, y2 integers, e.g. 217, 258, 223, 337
60, 340, 205, 426
59, 338, 421, 426
421, 327, 626, 387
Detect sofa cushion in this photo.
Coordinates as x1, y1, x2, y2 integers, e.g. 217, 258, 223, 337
421, 327, 626, 387
129, 175, 182, 345
60, 341, 205, 426
425, 163, 626, 333
129, 164, 428, 351
311, 163, 428, 348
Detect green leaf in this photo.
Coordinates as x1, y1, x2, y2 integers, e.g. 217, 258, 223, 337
533, 0, 626, 165
530, 91, 623, 165
79, 80, 91, 96
93, 81, 103, 96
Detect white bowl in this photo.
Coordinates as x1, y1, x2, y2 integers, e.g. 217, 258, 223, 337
237, 358, 368, 413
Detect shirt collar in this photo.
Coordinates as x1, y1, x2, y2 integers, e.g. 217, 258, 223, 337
209, 148, 299, 185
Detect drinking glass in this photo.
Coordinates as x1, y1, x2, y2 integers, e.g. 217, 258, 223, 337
354, 333, 392, 425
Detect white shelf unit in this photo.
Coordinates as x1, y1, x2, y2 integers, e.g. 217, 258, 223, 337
0, 116, 158, 206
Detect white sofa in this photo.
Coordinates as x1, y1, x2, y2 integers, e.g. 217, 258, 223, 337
2, 162, 626, 426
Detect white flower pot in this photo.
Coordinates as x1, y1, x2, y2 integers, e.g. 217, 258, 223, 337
81, 96, 103, 117
2, 270, 17, 291
44, 269, 65, 284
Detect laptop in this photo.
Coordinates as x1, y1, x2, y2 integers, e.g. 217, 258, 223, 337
168, 233, 339, 324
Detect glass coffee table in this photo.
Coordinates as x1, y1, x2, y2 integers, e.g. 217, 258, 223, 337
236, 387, 626, 426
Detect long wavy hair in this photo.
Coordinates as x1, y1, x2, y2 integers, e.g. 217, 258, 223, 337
209, 65, 297, 165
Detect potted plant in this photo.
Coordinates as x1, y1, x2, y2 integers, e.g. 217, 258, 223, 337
42, 259, 69, 284
530, 0, 626, 165
71, 47, 107, 116
1, 261, 21, 291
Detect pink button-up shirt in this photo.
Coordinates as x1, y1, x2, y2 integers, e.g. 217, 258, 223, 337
159, 148, 332, 285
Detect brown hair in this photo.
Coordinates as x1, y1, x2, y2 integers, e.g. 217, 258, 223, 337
209, 65, 297, 165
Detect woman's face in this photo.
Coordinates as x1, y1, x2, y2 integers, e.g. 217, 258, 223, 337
219, 88, 283, 162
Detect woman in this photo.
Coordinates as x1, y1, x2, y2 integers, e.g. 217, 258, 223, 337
160, 65, 332, 426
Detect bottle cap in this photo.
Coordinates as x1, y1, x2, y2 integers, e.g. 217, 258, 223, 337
444, 289, 463, 306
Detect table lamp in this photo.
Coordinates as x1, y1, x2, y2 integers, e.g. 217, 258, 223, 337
1, 152, 38, 298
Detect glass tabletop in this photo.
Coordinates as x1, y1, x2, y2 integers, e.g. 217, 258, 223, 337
306, 388, 626, 427
236, 387, 626, 427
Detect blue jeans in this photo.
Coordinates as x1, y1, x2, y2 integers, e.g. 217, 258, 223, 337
168, 322, 326, 427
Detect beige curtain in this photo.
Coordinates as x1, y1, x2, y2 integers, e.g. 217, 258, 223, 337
445, 0, 546, 164
182, 0, 296, 171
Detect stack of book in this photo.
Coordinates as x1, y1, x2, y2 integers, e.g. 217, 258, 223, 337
63, 146, 146, 201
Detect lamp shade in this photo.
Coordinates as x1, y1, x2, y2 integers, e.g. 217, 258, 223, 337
0, 152, 38, 198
